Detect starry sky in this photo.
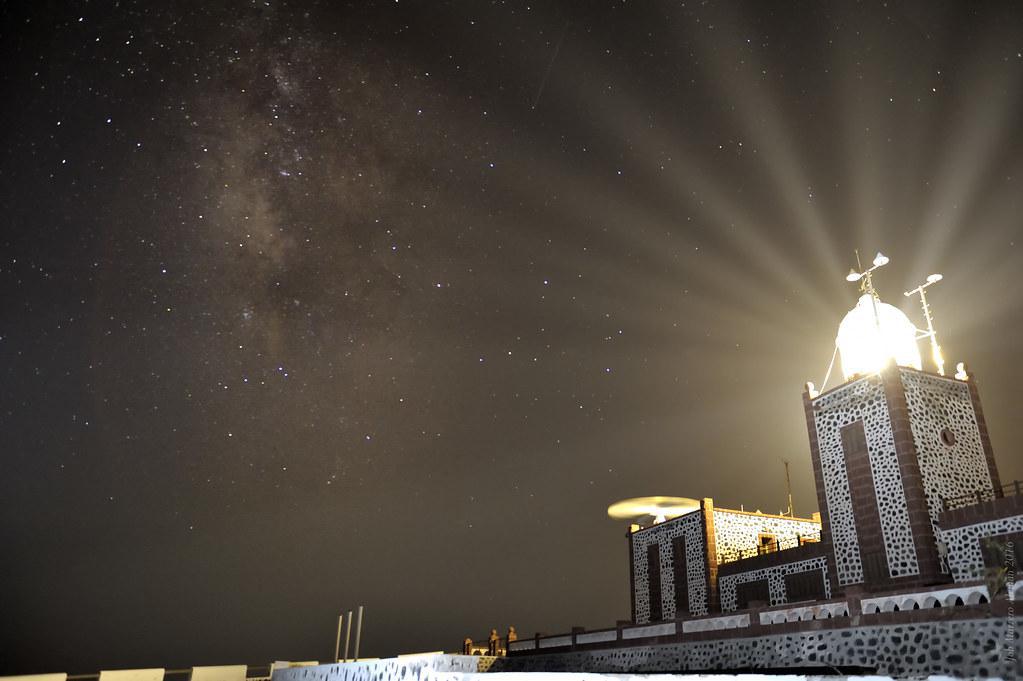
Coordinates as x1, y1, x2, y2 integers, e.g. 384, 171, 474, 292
2, 0, 1023, 673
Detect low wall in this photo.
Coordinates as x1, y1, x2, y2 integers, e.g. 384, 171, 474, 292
270, 655, 493, 681
492, 615, 1021, 678
938, 512, 1023, 582
718, 554, 830, 612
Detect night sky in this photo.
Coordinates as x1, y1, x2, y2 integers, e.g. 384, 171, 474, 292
2, 1, 1023, 673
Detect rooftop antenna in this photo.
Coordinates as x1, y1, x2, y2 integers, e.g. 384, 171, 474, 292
783, 460, 794, 517
846, 249, 890, 331
817, 250, 891, 392
904, 273, 945, 376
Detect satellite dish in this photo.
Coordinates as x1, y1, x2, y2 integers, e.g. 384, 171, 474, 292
607, 496, 700, 522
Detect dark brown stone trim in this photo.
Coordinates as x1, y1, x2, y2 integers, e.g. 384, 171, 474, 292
803, 388, 840, 597
939, 492, 1023, 529
840, 418, 890, 587
648, 543, 663, 621
964, 371, 1002, 490
886, 366, 943, 585
701, 497, 719, 613
672, 535, 689, 616
628, 528, 636, 623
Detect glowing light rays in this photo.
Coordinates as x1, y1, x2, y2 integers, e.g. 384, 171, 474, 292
671, 3, 846, 281
914, 63, 1020, 276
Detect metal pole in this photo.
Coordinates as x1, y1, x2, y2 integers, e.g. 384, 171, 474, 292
334, 614, 344, 663
919, 288, 944, 376
343, 609, 353, 661
354, 605, 364, 661
783, 460, 793, 517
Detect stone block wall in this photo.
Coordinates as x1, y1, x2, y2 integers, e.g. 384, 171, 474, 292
938, 513, 1023, 582
630, 510, 707, 623
712, 509, 821, 563
495, 616, 1020, 678
900, 370, 994, 539
271, 655, 492, 681
810, 374, 920, 586
718, 555, 830, 612
716, 542, 831, 612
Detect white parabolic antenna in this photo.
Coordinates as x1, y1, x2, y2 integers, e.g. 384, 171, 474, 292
607, 496, 700, 522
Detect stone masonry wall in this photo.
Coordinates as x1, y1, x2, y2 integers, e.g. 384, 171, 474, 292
811, 376, 919, 585
712, 509, 821, 563
938, 514, 1023, 582
271, 655, 492, 681
900, 370, 993, 543
496, 616, 1021, 678
718, 555, 830, 612
630, 511, 707, 623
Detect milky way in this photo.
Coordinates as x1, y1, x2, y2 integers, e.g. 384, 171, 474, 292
2, 1, 1022, 673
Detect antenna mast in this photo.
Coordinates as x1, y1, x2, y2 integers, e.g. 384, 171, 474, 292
846, 250, 890, 332
904, 274, 945, 376
783, 460, 794, 517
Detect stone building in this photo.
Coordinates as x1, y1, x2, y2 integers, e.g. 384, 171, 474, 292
503, 260, 1023, 676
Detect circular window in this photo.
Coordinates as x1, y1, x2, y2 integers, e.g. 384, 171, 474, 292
940, 428, 956, 447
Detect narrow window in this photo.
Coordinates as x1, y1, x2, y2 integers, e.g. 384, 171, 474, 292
672, 536, 688, 616
647, 543, 663, 621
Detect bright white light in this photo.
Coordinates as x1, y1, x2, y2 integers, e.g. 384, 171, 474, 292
837, 294, 922, 380
926, 273, 943, 284
873, 252, 889, 267
846, 268, 861, 282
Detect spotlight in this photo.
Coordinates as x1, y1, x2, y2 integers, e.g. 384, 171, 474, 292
846, 268, 862, 282
873, 252, 889, 267
926, 273, 943, 284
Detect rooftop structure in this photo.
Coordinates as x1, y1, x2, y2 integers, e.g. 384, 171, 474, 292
497, 254, 1023, 677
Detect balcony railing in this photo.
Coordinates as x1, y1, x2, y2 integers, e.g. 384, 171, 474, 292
719, 536, 819, 564
941, 480, 1022, 512
462, 634, 512, 656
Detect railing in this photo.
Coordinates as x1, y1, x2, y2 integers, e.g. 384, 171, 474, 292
461, 634, 512, 656
719, 536, 820, 564
942, 480, 1022, 512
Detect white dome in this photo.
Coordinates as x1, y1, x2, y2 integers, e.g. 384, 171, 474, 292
837, 294, 921, 380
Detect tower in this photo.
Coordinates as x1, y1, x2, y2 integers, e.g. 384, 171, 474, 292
803, 255, 1000, 593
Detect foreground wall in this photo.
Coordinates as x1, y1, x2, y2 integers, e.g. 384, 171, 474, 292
264, 660, 946, 681
496, 616, 1021, 679
271, 656, 494, 681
